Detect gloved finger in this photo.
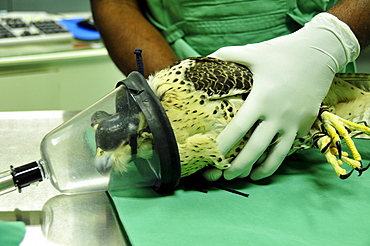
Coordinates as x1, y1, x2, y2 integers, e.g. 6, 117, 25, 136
217, 103, 261, 155
236, 132, 283, 179
250, 131, 297, 180
223, 122, 278, 180
238, 152, 269, 178
202, 168, 223, 181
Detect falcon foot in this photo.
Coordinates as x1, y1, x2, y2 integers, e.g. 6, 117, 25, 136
314, 107, 370, 178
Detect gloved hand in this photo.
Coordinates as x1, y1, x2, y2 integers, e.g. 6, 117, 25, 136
204, 13, 360, 181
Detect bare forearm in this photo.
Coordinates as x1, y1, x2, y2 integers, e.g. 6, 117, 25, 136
328, 0, 370, 48
90, 0, 178, 77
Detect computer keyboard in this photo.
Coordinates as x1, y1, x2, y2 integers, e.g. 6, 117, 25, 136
0, 12, 73, 46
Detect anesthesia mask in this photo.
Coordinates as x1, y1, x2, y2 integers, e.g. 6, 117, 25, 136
0, 71, 181, 196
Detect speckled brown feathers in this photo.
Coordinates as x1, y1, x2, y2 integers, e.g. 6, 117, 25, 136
148, 57, 253, 176
183, 57, 253, 97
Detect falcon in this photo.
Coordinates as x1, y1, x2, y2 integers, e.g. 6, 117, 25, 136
92, 57, 370, 179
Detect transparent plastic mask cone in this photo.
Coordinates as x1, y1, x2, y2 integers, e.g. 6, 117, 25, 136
0, 72, 181, 196
40, 84, 152, 194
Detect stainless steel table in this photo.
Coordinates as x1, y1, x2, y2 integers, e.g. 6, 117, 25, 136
0, 111, 128, 246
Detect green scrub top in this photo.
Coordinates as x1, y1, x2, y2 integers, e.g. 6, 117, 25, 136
144, 0, 355, 72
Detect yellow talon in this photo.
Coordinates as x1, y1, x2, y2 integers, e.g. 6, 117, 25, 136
322, 120, 341, 146
315, 134, 348, 177
323, 149, 347, 177
340, 118, 370, 135
341, 156, 362, 169
321, 110, 362, 162
316, 108, 370, 178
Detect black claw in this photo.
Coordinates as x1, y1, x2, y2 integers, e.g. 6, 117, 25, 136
355, 162, 370, 176
339, 169, 354, 179
336, 140, 342, 159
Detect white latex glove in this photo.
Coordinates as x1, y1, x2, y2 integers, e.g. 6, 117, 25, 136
204, 13, 360, 181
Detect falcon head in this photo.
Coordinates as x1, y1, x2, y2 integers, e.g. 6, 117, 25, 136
91, 110, 154, 175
